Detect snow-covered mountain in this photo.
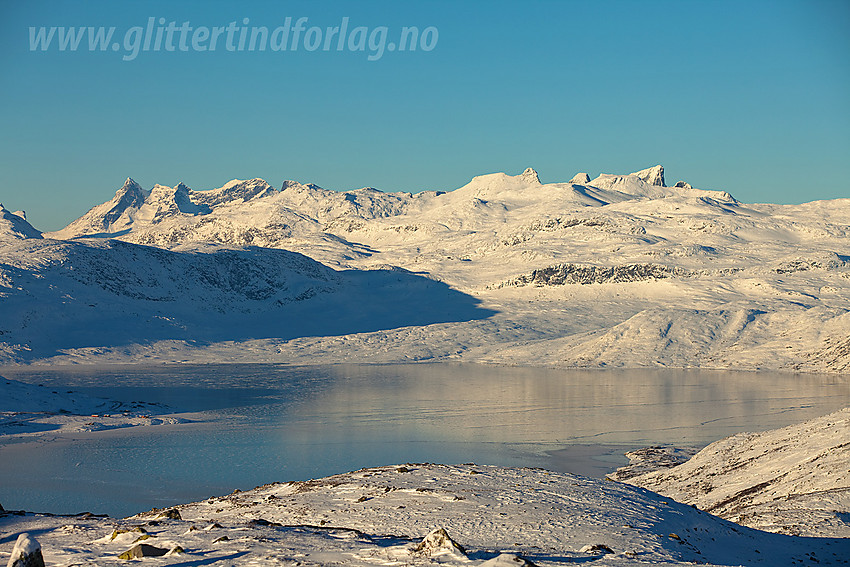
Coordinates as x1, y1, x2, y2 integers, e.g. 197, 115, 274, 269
0, 204, 41, 240
3, 165, 849, 369
0, 237, 488, 361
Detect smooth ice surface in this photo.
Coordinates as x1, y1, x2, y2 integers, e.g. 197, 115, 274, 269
1, 363, 847, 518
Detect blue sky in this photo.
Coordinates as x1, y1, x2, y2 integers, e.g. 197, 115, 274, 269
1, 0, 848, 231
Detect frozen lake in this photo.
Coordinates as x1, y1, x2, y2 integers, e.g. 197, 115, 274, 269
1, 363, 848, 518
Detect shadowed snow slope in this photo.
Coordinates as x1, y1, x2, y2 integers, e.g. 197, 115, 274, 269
0, 204, 41, 240
1, 463, 847, 566
620, 408, 850, 538
2, 165, 848, 369
0, 238, 493, 361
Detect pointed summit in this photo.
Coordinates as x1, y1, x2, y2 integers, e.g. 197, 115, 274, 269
631, 165, 665, 187
121, 177, 142, 191
569, 172, 591, 185
104, 178, 146, 226
520, 167, 540, 184
114, 178, 146, 204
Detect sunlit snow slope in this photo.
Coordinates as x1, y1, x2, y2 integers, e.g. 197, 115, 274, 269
2, 165, 848, 369
3, 463, 848, 566
619, 408, 850, 538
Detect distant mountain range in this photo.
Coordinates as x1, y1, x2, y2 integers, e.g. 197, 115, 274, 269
1, 165, 848, 371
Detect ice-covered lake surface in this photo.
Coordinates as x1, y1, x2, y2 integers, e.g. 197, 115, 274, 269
1, 363, 847, 518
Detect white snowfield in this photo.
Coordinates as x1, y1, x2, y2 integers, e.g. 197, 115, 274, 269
616, 407, 850, 538
1, 164, 849, 370
2, 462, 849, 567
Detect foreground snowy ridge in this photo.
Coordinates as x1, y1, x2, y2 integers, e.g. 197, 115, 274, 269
615, 407, 850, 538
2, 462, 848, 566
1, 165, 849, 370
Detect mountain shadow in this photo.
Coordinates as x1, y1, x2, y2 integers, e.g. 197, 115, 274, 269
0, 239, 496, 361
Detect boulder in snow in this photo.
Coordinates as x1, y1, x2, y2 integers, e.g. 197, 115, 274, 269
480, 553, 538, 566
579, 543, 614, 554
155, 508, 182, 520
6, 534, 45, 567
117, 544, 169, 559
413, 527, 467, 558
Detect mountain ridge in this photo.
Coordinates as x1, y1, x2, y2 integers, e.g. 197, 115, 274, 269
3, 164, 848, 370
46, 164, 732, 241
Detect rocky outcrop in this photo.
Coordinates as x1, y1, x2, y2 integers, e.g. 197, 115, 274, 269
499, 262, 732, 287
519, 167, 541, 185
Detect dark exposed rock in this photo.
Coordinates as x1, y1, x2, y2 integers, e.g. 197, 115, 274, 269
248, 518, 281, 527
118, 544, 169, 560
501, 262, 714, 287
156, 508, 182, 520
580, 543, 614, 554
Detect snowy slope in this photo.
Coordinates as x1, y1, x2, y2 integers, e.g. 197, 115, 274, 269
2, 165, 848, 369
618, 408, 850, 538
2, 463, 848, 566
0, 204, 41, 240
0, 236, 493, 361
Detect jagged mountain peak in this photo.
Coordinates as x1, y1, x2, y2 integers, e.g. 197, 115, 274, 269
49, 165, 749, 244
193, 178, 277, 207
520, 167, 540, 184
121, 177, 142, 190
280, 179, 327, 193
631, 165, 665, 187
0, 202, 43, 239
115, 177, 146, 200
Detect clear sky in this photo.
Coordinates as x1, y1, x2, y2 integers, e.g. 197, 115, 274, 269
1, 0, 848, 231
